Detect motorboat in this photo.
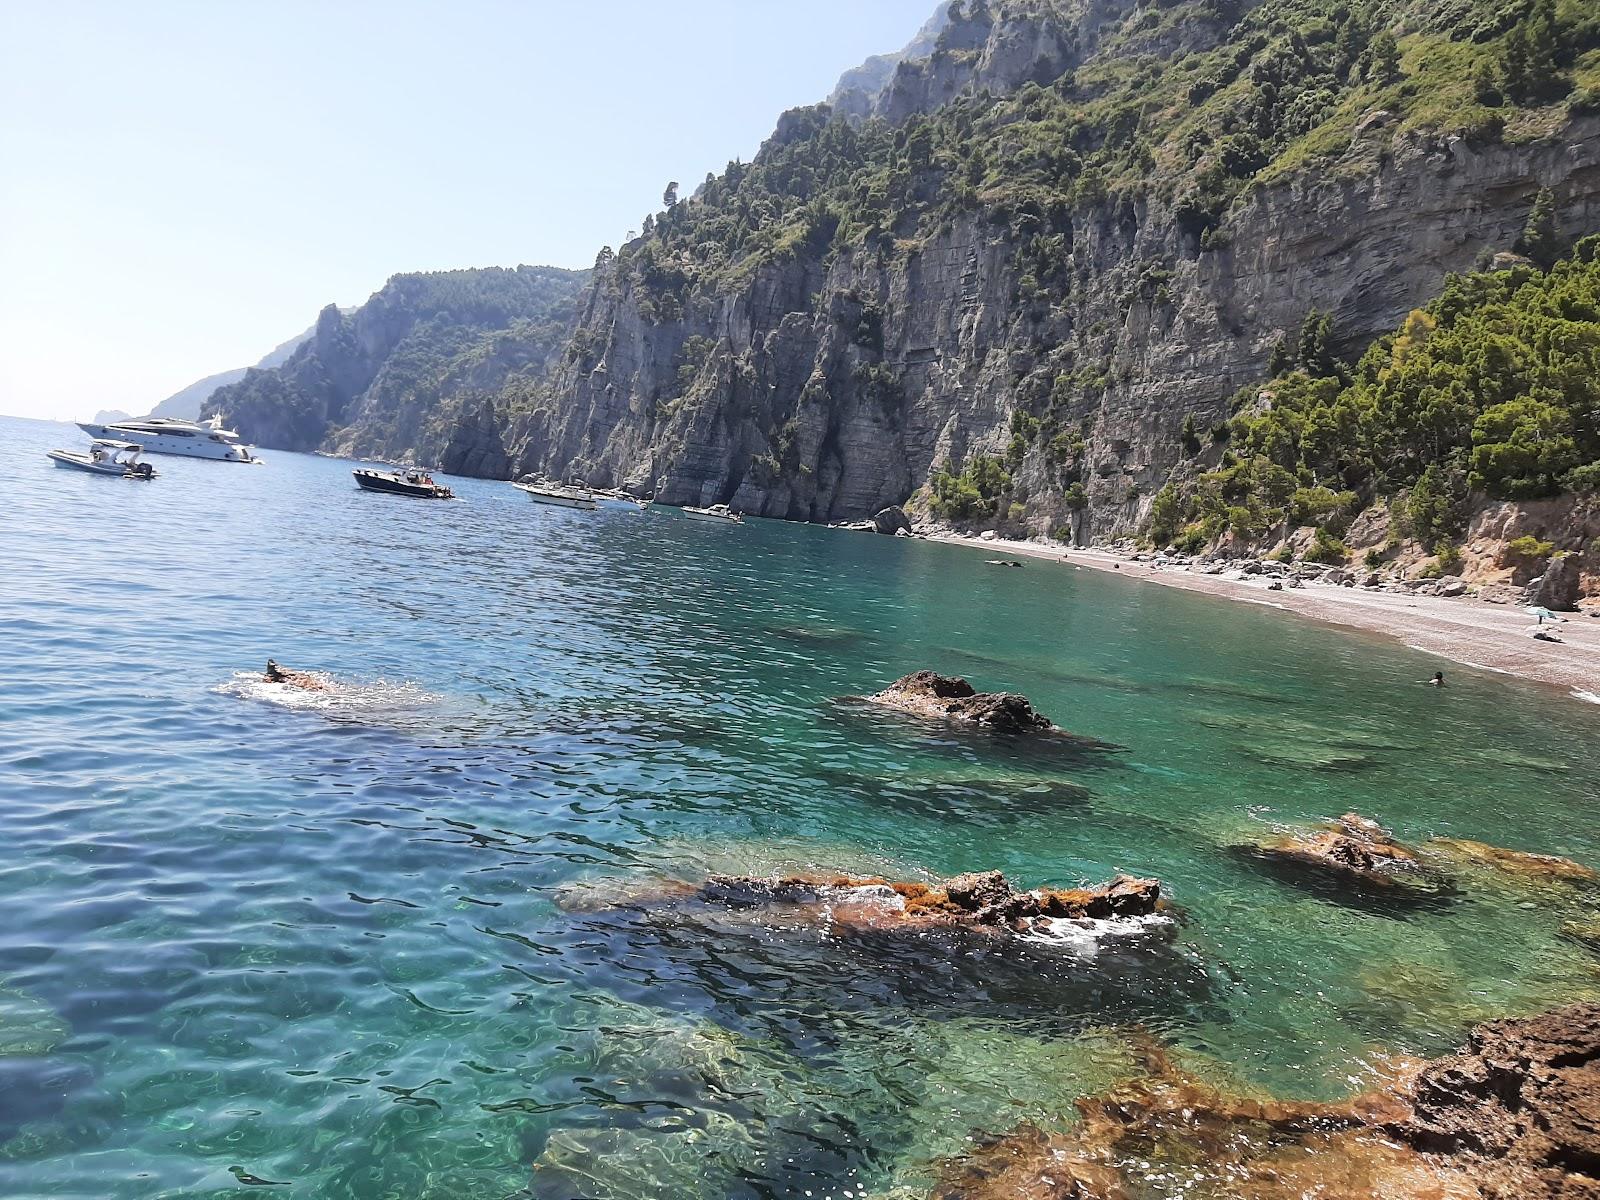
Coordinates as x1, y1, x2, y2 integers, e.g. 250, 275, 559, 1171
46, 440, 157, 478
589, 488, 652, 512
681, 503, 744, 524
513, 479, 598, 510
76, 413, 260, 463
353, 467, 454, 499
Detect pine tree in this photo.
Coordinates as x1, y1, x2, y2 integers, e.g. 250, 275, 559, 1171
1515, 188, 1567, 268
1500, 24, 1531, 101
1524, 0, 1564, 101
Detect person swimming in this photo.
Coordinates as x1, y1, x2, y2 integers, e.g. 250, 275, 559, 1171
1426, 671, 1445, 687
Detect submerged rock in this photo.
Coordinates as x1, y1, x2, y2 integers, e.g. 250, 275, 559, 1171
865, 672, 1057, 736
1430, 837, 1598, 887
930, 1004, 1600, 1200
1240, 813, 1449, 898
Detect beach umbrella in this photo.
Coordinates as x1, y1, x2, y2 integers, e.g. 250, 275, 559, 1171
1525, 606, 1564, 623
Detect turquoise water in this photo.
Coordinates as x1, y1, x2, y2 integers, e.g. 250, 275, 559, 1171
3, 413, 1598, 1199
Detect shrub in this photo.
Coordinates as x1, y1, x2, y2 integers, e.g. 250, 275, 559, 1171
1436, 543, 1463, 574
1563, 462, 1600, 493
1364, 548, 1384, 568
1502, 535, 1556, 566
1304, 530, 1349, 564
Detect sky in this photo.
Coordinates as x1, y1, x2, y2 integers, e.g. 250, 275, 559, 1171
0, 0, 934, 421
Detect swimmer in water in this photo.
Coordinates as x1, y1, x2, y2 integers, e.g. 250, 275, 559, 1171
1425, 671, 1445, 687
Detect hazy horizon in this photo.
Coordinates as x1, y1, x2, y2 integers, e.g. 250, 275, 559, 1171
0, 0, 932, 422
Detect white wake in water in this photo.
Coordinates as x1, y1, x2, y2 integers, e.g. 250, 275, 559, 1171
1020, 912, 1175, 955
1575, 690, 1600, 706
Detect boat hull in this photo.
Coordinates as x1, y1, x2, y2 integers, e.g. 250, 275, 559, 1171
514, 484, 597, 510
46, 451, 138, 476
680, 508, 743, 523
76, 423, 257, 462
353, 470, 453, 499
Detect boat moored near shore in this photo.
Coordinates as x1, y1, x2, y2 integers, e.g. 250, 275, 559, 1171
76, 414, 260, 463
680, 503, 743, 524
353, 467, 454, 499
514, 479, 598, 510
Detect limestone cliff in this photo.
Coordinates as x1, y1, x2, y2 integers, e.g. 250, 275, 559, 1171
204, 265, 586, 464
499, 0, 1600, 539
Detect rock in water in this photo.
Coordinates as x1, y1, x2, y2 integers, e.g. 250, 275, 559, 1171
1240, 812, 1448, 897
866, 671, 1056, 735
262, 659, 329, 692
645, 868, 1165, 937
930, 1004, 1600, 1200
1401, 1004, 1600, 1198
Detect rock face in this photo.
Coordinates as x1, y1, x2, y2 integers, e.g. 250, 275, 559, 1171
867, 671, 1056, 735
495, 0, 1600, 535
1403, 1004, 1600, 1199
930, 1004, 1600, 1200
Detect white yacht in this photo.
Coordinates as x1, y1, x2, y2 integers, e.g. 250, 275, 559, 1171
75, 413, 260, 463
680, 503, 744, 524
513, 478, 598, 510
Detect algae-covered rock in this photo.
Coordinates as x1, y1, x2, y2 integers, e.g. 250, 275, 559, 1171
1429, 837, 1597, 887
1238, 813, 1450, 900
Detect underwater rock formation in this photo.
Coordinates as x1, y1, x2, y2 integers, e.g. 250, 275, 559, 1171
1240, 813, 1449, 897
931, 1003, 1600, 1200
865, 672, 1059, 736
1429, 838, 1598, 887
694, 868, 1163, 937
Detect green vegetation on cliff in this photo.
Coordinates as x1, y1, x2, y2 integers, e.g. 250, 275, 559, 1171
1147, 231, 1600, 552
610, 0, 1597, 312
206, 266, 587, 461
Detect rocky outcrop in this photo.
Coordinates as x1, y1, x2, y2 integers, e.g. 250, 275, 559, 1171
931, 1004, 1600, 1200
1529, 552, 1585, 612
1430, 838, 1598, 887
1240, 813, 1450, 897
866, 671, 1056, 734
262, 659, 327, 692
683, 868, 1163, 937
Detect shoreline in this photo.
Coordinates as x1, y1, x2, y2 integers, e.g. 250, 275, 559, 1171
923, 531, 1600, 701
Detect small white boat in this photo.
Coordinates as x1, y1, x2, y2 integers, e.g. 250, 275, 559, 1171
681, 503, 744, 524
514, 479, 598, 510
47, 440, 157, 479
590, 488, 652, 512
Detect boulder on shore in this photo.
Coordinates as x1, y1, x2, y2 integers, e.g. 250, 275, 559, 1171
872, 505, 912, 535
930, 1003, 1600, 1200
865, 671, 1056, 735
1527, 552, 1583, 612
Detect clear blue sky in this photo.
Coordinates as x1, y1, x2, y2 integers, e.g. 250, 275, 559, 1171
0, 0, 934, 421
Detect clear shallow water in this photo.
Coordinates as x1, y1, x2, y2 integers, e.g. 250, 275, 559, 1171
3, 413, 1599, 1199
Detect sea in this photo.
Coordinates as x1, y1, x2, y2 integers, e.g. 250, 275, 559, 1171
2, 413, 1598, 1198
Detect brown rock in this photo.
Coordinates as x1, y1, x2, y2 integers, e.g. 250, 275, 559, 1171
930, 1005, 1600, 1200
675, 868, 1166, 936
1430, 838, 1598, 886
262, 659, 329, 692
866, 671, 1057, 735
1244, 813, 1446, 895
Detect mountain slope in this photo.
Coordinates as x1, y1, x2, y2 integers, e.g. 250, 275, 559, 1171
204, 265, 587, 467
496, 0, 1600, 539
